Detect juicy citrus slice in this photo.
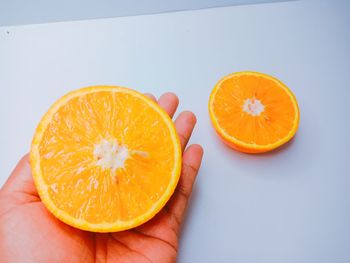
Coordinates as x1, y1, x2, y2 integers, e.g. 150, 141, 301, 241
209, 71, 299, 153
30, 86, 181, 232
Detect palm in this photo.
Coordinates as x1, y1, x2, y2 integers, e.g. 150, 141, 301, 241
0, 93, 203, 263
1, 198, 176, 262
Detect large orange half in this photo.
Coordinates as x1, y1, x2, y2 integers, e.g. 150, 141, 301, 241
209, 72, 299, 153
30, 86, 182, 232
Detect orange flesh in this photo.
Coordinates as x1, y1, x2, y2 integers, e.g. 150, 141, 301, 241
210, 72, 299, 152
33, 88, 181, 230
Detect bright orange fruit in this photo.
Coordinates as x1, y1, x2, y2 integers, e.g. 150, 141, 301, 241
209, 71, 300, 153
30, 86, 182, 232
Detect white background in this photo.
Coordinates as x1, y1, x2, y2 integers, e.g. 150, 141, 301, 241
1, 0, 350, 262
0, 0, 291, 26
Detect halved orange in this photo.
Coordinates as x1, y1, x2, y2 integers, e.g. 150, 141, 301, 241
30, 86, 182, 232
209, 71, 299, 153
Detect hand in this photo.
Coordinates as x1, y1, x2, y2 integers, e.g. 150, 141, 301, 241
0, 93, 203, 263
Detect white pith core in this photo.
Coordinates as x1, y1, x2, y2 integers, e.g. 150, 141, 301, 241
94, 139, 129, 171
242, 98, 265, 116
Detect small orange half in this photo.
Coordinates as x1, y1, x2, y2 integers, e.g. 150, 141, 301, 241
209, 71, 299, 153
30, 86, 182, 232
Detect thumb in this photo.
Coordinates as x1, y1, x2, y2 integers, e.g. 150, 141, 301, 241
0, 154, 39, 198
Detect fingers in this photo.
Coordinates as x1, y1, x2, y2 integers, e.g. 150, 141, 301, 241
0, 154, 38, 198
144, 92, 196, 151
144, 92, 179, 118
165, 144, 204, 234
157, 92, 179, 118
174, 111, 197, 151
144, 93, 157, 102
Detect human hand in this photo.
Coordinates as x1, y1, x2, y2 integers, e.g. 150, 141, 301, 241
0, 92, 203, 263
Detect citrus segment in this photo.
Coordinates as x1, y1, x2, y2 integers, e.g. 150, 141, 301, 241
209, 72, 299, 153
30, 86, 181, 232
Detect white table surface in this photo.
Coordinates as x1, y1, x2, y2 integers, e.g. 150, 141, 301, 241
1, 0, 350, 262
